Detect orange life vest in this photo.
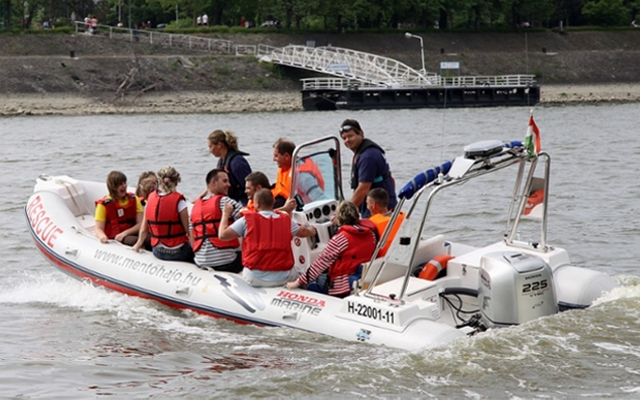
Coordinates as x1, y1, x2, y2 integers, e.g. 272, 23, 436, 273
271, 166, 292, 200
96, 193, 137, 239
297, 157, 325, 190
240, 199, 256, 216
329, 219, 377, 280
145, 191, 188, 247
369, 211, 405, 257
418, 254, 454, 281
242, 212, 294, 271
191, 195, 240, 252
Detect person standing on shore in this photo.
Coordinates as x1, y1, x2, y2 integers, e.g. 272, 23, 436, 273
339, 119, 397, 218
206, 129, 252, 206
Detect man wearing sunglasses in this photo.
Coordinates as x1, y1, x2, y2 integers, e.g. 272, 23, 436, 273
339, 119, 397, 217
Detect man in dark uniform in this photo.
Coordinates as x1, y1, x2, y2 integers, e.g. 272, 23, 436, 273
339, 119, 397, 217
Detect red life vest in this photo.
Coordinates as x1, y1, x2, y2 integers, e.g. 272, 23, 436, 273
96, 193, 137, 239
145, 191, 188, 247
191, 194, 240, 252
242, 212, 294, 271
329, 219, 377, 280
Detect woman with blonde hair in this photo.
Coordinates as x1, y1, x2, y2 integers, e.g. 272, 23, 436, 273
133, 166, 193, 261
207, 129, 252, 205
286, 201, 378, 297
95, 171, 143, 245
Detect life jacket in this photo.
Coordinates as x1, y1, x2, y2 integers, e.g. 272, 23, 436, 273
240, 199, 256, 216
242, 212, 294, 271
271, 166, 292, 201
191, 194, 240, 252
96, 193, 137, 239
217, 149, 250, 204
329, 219, 377, 280
350, 139, 392, 190
369, 211, 405, 257
145, 191, 188, 247
296, 157, 325, 199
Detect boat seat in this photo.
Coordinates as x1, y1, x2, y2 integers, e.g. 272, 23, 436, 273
357, 234, 448, 291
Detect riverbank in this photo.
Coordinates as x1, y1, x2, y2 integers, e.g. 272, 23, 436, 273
2, 84, 639, 116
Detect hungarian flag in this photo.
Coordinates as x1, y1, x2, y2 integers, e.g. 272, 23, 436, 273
524, 113, 541, 156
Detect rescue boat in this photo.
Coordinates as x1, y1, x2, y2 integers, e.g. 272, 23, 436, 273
25, 136, 618, 351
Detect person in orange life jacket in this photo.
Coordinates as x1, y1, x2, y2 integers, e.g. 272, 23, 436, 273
218, 189, 317, 287
94, 171, 143, 245
286, 201, 378, 298
272, 138, 326, 205
135, 170, 158, 208
204, 129, 252, 206
242, 171, 295, 215
132, 166, 193, 262
271, 138, 295, 209
339, 119, 397, 218
191, 168, 244, 272
366, 188, 405, 258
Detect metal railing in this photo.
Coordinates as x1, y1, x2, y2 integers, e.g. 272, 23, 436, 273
73, 21, 233, 54
259, 45, 439, 88
73, 22, 537, 90
301, 75, 536, 90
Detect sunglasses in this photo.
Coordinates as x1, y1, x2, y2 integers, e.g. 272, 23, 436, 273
339, 125, 354, 134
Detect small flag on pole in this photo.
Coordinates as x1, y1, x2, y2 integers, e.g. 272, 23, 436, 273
524, 112, 541, 156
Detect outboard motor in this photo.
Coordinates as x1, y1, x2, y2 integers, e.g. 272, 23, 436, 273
478, 252, 558, 328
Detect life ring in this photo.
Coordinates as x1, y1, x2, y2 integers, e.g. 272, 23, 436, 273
418, 254, 454, 281
524, 189, 544, 215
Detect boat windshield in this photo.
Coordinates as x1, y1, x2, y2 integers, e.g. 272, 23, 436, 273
291, 136, 343, 204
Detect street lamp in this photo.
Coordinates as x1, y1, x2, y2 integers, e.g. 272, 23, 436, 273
405, 32, 425, 75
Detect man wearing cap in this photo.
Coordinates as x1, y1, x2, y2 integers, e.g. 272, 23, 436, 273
339, 119, 397, 217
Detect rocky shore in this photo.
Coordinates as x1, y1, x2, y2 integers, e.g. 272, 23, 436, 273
1, 84, 639, 116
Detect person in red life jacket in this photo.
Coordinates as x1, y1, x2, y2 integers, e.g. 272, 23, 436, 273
94, 171, 143, 245
135, 170, 158, 208
133, 166, 193, 262
339, 119, 397, 218
191, 168, 243, 272
286, 201, 378, 297
204, 129, 252, 206
218, 188, 317, 287
366, 188, 405, 258
243, 171, 295, 215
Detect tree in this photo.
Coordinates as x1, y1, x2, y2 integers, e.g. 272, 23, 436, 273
583, 0, 629, 24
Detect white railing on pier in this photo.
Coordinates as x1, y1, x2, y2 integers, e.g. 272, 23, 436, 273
301, 75, 536, 91
439, 74, 536, 87
73, 22, 536, 90
259, 45, 439, 88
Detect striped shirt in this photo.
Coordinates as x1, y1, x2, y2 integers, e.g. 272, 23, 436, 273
298, 232, 351, 295
193, 195, 242, 269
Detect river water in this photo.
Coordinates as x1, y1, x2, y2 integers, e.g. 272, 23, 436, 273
2, 104, 640, 398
